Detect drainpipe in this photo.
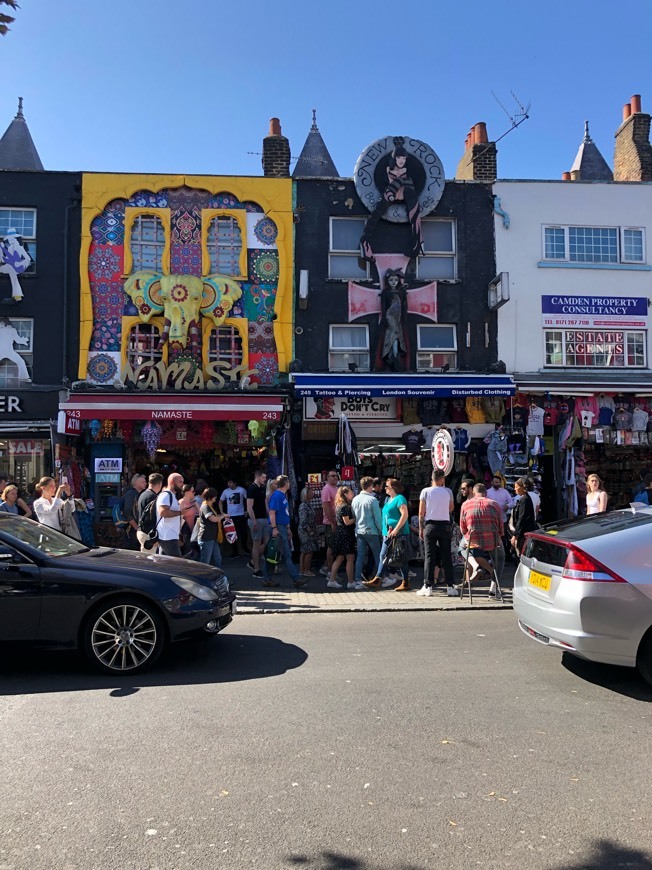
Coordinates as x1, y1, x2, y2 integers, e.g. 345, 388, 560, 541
62, 186, 81, 388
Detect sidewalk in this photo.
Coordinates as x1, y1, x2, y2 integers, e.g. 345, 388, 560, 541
222, 554, 516, 614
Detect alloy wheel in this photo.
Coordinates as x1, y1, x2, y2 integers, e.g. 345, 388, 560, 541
90, 603, 158, 672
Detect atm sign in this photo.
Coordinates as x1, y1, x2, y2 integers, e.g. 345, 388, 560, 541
95, 458, 123, 473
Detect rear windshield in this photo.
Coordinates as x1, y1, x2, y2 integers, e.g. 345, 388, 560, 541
523, 537, 568, 568
537, 508, 652, 544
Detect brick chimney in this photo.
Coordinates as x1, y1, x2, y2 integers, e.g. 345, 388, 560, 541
614, 93, 652, 181
455, 122, 497, 182
262, 117, 291, 178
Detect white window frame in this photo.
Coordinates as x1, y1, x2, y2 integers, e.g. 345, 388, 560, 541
417, 218, 457, 280
0, 317, 33, 387
416, 323, 457, 371
328, 217, 369, 281
543, 328, 647, 368
328, 323, 370, 372
206, 215, 243, 276
0, 207, 37, 274
542, 224, 646, 264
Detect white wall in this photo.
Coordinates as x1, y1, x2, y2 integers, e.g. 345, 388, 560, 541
493, 181, 652, 373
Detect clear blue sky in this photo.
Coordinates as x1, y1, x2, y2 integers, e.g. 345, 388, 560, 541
1, 0, 651, 180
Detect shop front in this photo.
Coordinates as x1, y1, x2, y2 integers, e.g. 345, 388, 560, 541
0, 389, 62, 497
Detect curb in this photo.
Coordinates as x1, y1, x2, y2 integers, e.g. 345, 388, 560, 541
236, 604, 513, 615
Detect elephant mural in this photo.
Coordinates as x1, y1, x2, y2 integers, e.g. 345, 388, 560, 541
124, 271, 243, 355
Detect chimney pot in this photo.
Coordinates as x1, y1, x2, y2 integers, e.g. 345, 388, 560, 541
562, 171, 571, 181
623, 103, 632, 120
269, 117, 282, 136
469, 127, 476, 146
474, 122, 489, 144
631, 94, 642, 114
570, 169, 581, 181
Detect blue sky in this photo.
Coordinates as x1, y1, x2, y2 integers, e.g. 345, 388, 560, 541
1, 0, 651, 180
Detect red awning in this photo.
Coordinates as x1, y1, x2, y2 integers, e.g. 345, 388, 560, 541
60, 393, 285, 422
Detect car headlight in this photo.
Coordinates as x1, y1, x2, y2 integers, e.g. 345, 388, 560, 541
170, 575, 219, 602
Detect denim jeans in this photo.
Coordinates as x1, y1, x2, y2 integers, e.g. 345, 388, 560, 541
199, 537, 222, 568
355, 533, 381, 582
377, 534, 409, 579
263, 524, 298, 581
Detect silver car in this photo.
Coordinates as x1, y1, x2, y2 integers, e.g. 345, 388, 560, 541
513, 506, 652, 685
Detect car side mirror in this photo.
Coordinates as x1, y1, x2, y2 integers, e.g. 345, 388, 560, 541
0, 545, 24, 565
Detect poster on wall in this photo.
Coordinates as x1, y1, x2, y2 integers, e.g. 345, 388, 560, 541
304, 396, 398, 421
541, 296, 648, 329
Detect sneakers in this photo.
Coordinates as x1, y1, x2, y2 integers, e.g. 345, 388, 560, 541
326, 579, 343, 589
416, 585, 433, 597
362, 576, 382, 589
381, 576, 397, 588
251, 570, 263, 579
408, 570, 417, 578
262, 579, 279, 588
294, 578, 308, 588
319, 565, 330, 576
447, 586, 460, 597
351, 582, 365, 590
247, 560, 255, 570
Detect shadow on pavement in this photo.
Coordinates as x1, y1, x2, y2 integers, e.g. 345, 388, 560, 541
551, 838, 652, 869
561, 652, 652, 702
286, 853, 421, 869
0, 631, 308, 695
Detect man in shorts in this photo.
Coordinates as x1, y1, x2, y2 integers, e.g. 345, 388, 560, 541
318, 470, 339, 576
459, 482, 503, 590
246, 468, 269, 579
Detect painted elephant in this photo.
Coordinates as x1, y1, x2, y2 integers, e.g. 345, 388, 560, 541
124, 271, 242, 354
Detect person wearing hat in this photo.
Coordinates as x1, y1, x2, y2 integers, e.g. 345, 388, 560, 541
0, 228, 31, 301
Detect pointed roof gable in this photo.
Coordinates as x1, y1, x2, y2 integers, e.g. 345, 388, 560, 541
570, 121, 612, 181
0, 98, 44, 171
292, 110, 339, 178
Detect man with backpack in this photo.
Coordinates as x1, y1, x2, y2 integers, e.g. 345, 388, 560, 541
120, 474, 146, 550
136, 473, 164, 551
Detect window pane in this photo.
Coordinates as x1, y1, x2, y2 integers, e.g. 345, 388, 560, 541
207, 216, 242, 275
329, 254, 368, 281
544, 227, 565, 259
330, 325, 368, 350
131, 216, 165, 272
623, 229, 644, 262
329, 351, 370, 372
417, 256, 455, 280
569, 227, 617, 263
418, 325, 456, 350
127, 324, 163, 369
421, 221, 453, 252
209, 326, 243, 368
331, 218, 366, 252
0, 208, 35, 238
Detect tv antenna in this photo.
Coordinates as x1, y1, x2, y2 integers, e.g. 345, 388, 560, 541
490, 90, 531, 142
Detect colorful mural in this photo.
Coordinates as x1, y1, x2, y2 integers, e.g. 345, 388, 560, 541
79, 175, 293, 388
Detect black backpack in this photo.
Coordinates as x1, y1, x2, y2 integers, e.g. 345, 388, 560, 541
138, 497, 159, 536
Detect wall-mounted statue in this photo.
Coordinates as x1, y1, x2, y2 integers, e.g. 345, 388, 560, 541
354, 136, 445, 263
124, 271, 242, 356
378, 269, 408, 371
0, 229, 31, 303
0, 317, 30, 381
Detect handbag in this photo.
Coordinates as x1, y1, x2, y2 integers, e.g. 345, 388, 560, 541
387, 535, 407, 568
190, 521, 200, 544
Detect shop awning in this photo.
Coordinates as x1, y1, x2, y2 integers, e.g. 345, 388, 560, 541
515, 372, 652, 396
290, 373, 515, 398
59, 393, 286, 422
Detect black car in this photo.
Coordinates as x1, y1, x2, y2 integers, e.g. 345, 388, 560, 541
0, 515, 236, 674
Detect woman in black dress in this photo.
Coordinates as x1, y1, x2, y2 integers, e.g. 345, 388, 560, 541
510, 477, 536, 556
327, 486, 357, 590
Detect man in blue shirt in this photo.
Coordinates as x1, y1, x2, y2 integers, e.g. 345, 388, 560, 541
263, 475, 307, 589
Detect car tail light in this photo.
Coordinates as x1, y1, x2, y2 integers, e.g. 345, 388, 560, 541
561, 545, 626, 583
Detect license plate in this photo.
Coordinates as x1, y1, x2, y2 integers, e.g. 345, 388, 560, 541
528, 570, 551, 592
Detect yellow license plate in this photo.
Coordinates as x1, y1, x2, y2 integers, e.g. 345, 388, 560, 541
528, 570, 551, 591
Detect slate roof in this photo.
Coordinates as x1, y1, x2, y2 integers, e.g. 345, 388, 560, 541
0, 98, 44, 171
292, 110, 339, 178
570, 121, 612, 181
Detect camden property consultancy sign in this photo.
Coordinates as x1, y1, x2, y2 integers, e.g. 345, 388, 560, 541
542, 296, 648, 329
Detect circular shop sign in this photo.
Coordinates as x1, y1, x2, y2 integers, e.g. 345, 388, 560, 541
432, 429, 454, 477
354, 136, 445, 223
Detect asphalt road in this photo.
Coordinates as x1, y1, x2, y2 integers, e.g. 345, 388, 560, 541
2, 611, 652, 870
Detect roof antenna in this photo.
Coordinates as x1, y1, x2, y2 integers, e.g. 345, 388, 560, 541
311, 108, 318, 130
16, 96, 23, 118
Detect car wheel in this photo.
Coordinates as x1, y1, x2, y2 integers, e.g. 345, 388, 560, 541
636, 630, 652, 687
83, 597, 165, 675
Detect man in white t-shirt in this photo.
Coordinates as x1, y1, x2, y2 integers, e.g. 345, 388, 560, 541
156, 473, 184, 557
220, 479, 249, 557
418, 469, 455, 596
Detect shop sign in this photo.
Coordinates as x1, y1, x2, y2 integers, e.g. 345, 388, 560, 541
0, 395, 22, 413
542, 296, 648, 328
95, 458, 123, 473
95, 473, 121, 483
432, 429, 454, 476
302, 421, 338, 441
304, 396, 398, 421
122, 360, 259, 392
9, 440, 44, 455
64, 411, 82, 436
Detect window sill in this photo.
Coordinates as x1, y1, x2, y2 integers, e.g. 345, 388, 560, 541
537, 261, 652, 271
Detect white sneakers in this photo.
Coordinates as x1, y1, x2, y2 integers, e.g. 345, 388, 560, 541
416, 585, 433, 597
381, 577, 397, 588
350, 582, 365, 590
326, 579, 342, 589
319, 566, 330, 576
447, 586, 460, 597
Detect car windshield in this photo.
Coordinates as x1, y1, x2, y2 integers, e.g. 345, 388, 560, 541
0, 516, 89, 557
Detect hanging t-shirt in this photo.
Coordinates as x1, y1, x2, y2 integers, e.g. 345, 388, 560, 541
543, 405, 559, 427
482, 397, 505, 424
612, 394, 632, 412
422, 427, 436, 449
511, 406, 528, 430
613, 409, 633, 430
508, 432, 527, 453
450, 399, 468, 423
598, 405, 614, 426
465, 397, 486, 424
419, 399, 444, 426
526, 406, 545, 436
632, 408, 649, 431
402, 399, 421, 425
580, 410, 595, 428
452, 427, 470, 451
598, 394, 615, 411
401, 429, 425, 454
557, 398, 575, 425
575, 396, 598, 421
